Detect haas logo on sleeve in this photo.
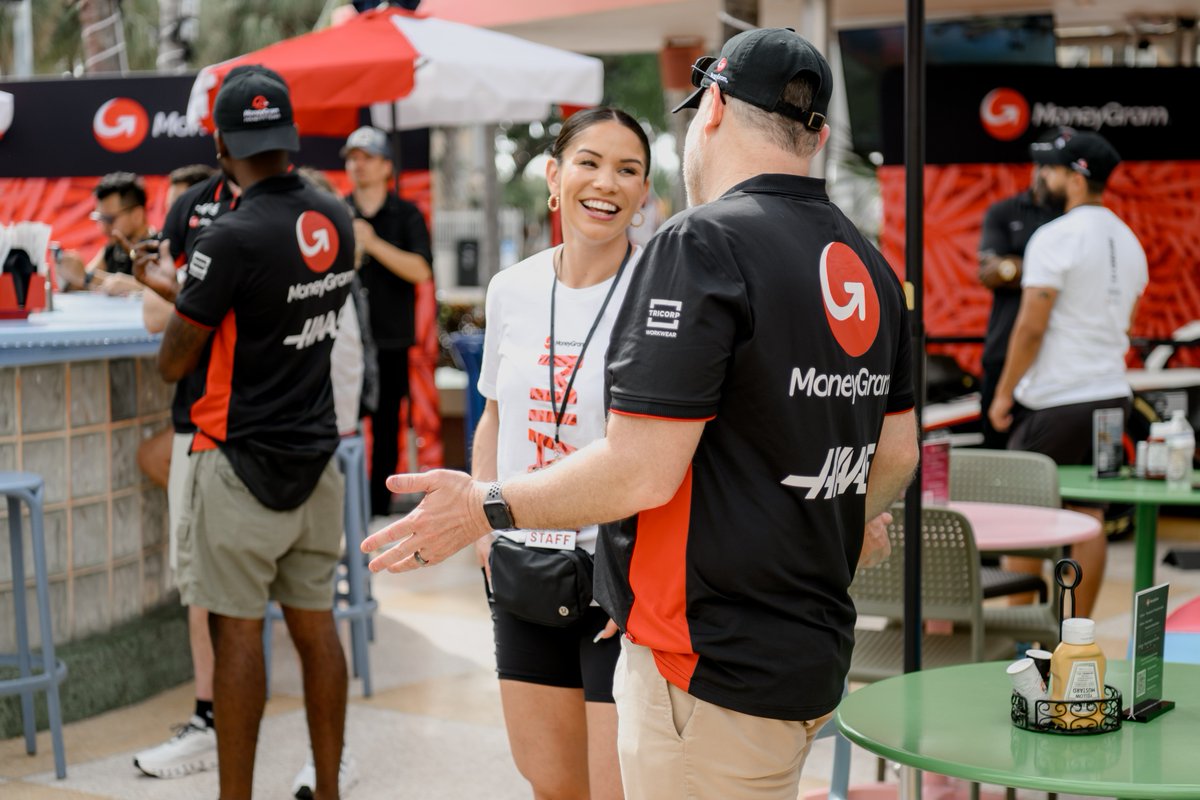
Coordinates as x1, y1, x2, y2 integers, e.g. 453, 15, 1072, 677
93, 98, 150, 153
819, 242, 880, 357
295, 211, 339, 273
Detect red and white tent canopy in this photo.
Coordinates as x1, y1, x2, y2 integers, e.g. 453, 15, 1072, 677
187, 7, 604, 137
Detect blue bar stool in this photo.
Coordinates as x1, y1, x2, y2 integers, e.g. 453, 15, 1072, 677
1, 472, 68, 778
448, 332, 486, 470
263, 435, 378, 696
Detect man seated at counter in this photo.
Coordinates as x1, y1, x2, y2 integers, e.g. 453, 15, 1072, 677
59, 171, 154, 296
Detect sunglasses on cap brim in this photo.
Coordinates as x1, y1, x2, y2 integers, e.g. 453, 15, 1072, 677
690, 56, 718, 89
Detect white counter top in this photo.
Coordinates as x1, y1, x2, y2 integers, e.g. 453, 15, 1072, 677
0, 293, 159, 366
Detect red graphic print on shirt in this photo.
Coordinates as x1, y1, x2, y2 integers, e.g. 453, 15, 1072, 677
527, 337, 581, 470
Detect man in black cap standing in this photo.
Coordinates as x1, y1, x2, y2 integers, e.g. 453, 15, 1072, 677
989, 130, 1148, 618
341, 125, 433, 518
362, 29, 919, 799
148, 65, 356, 800
976, 129, 1068, 449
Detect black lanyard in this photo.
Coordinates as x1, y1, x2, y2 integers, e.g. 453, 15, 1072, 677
548, 242, 633, 445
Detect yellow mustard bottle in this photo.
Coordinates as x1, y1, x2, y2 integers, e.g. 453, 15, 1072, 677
1050, 617, 1107, 729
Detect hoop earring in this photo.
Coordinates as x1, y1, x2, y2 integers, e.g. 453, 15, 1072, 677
631, 211, 645, 228
547, 195, 560, 212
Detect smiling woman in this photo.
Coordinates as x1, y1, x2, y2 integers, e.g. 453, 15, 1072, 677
471, 107, 650, 800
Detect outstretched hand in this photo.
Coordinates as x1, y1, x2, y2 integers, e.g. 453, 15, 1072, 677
360, 470, 493, 573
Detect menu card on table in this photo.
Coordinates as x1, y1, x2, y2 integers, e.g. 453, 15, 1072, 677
921, 436, 950, 504
1128, 582, 1175, 722
1093, 407, 1124, 479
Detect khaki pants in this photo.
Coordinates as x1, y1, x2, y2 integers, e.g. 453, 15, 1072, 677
613, 639, 832, 800
176, 447, 343, 619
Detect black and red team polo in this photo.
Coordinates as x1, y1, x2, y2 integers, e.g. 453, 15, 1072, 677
597, 173, 915, 722
174, 172, 355, 511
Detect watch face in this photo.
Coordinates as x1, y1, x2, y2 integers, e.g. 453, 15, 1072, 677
484, 500, 514, 530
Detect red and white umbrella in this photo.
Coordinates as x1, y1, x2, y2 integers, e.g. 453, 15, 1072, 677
187, 6, 603, 136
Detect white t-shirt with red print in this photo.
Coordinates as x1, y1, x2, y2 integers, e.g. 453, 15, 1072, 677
478, 244, 642, 554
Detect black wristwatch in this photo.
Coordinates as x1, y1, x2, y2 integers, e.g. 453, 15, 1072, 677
482, 481, 516, 530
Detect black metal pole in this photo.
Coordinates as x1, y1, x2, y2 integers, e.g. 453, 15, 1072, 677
390, 102, 403, 196
902, 0, 926, 675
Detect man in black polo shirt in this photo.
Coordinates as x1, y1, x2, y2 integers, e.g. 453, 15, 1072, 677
977, 128, 1067, 448
152, 67, 355, 800
364, 29, 919, 799
341, 125, 433, 516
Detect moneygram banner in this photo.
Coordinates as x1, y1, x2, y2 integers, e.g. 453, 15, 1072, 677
881, 66, 1196, 165
0, 74, 428, 177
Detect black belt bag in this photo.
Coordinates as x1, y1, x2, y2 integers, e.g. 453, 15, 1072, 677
488, 536, 594, 628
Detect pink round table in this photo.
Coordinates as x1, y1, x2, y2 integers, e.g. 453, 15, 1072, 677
946, 500, 1101, 552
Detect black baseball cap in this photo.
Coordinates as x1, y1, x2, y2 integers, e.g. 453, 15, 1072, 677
1029, 126, 1076, 166
671, 27, 832, 132
1039, 130, 1121, 184
213, 64, 300, 159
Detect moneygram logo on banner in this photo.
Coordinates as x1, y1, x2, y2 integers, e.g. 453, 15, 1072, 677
94, 96, 206, 153
979, 88, 1030, 141
1030, 100, 1169, 131
980, 87, 1170, 141
93, 98, 149, 152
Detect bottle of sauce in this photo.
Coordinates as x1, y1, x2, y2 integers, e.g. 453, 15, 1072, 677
1146, 423, 1169, 480
1050, 618, 1107, 728
1165, 410, 1195, 491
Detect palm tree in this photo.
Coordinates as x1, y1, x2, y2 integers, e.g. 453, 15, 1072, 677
76, 0, 127, 73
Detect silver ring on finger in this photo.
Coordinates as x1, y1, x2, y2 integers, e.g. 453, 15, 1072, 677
413, 550, 428, 567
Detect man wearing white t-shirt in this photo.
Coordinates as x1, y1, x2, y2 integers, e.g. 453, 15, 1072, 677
988, 130, 1148, 617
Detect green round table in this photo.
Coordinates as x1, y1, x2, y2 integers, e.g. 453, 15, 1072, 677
837, 660, 1200, 799
1057, 465, 1200, 594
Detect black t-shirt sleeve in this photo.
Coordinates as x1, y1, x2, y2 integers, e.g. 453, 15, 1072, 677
174, 224, 241, 329
887, 299, 916, 414
162, 185, 196, 263
398, 202, 433, 265
978, 200, 1013, 256
606, 224, 745, 420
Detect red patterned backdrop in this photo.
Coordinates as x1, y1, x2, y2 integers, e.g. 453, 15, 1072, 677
878, 161, 1200, 376
0, 171, 443, 472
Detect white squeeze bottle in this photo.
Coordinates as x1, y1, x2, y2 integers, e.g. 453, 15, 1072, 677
1165, 410, 1195, 490
1050, 618, 1106, 728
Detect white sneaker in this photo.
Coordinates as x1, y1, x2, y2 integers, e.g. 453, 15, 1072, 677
292, 749, 358, 799
133, 715, 218, 778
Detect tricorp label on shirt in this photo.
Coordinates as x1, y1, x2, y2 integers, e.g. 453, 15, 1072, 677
646, 298, 682, 338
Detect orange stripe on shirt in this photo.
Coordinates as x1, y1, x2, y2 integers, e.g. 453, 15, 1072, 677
626, 466, 698, 689
191, 310, 237, 442
174, 307, 214, 330
610, 408, 716, 423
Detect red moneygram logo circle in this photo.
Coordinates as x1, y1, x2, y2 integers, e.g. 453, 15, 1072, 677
295, 211, 339, 273
251, 95, 269, 110
819, 242, 880, 358
714, 57, 728, 73
979, 88, 1030, 141
93, 98, 149, 153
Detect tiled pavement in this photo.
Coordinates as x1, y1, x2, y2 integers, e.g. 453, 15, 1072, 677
3, 516, 1199, 800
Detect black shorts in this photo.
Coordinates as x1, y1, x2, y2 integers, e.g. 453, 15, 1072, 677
486, 573, 620, 703
1009, 397, 1131, 466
